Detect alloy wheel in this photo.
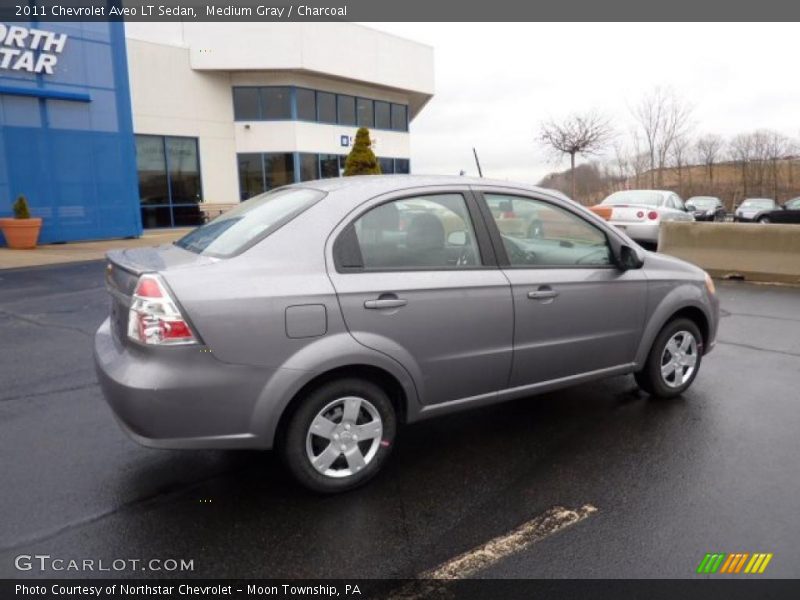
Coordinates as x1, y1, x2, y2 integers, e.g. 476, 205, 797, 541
305, 396, 383, 478
660, 330, 698, 388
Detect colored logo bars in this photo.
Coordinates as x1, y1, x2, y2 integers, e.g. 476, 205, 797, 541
696, 553, 773, 574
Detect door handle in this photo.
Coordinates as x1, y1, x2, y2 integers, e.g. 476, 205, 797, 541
364, 297, 408, 309
527, 287, 559, 300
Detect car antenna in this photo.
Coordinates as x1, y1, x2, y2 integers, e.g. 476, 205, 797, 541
473, 147, 483, 178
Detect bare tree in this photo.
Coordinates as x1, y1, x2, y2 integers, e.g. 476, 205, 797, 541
669, 133, 693, 196
765, 131, 791, 200
632, 87, 693, 187
695, 134, 724, 186
539, 111, 614, 199
729, 132, 755, 200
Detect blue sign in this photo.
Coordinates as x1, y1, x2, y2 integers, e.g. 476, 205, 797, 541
340, 134, 351, 148
0, 20, 141, 245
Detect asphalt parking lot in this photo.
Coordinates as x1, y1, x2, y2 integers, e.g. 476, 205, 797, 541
1, 261, 799, 579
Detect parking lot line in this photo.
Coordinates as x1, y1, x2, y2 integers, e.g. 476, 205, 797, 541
389, 504, 597, 598
421, 504, 597, 580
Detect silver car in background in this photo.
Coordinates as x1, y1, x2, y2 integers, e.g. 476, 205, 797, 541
734, 198, 778, 223
596, 189, 694, 245
95, 176, 719, 493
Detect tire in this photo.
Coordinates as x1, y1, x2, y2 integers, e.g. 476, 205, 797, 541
758, 216, 770, 224
635, 318, 703, 399
282, 378, 397, 493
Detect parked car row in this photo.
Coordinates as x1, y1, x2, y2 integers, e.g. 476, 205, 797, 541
589, 191, 800, 245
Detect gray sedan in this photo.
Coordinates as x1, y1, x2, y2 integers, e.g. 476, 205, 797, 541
95, 176, 719, 493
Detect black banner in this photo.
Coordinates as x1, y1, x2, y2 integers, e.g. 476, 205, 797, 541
2, 0, 800, 22
4, 579, 800, 600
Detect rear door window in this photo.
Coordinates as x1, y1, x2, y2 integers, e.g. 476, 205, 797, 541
336, 194, 482, 270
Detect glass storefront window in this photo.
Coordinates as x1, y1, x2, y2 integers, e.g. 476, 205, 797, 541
375, 101, 391, 129
296, 88, 316, 121
378, 157, 394, 174
166, 137, 201, 204
232, 88, 260, 120
262, 87, 292, 119
299, 153, 320, 181
356, 98, 374, 127
320, 154, 340, 178
317, 92, 337, 124
394, 158, 410, 174
136, 135, 204, 227
231, 86, 408, 129
136, 135, 169, 207
263, 153, 295, 189
238, 153, 265, 201
391, 104, 408, 132
337, 94, 356, 126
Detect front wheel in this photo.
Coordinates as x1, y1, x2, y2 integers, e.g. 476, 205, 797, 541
758, 216, 770, 224
282, 378, 396, 493
635, 318, 703, 399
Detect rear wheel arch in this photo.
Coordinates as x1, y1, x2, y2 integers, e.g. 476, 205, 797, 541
274, 364, 408, 450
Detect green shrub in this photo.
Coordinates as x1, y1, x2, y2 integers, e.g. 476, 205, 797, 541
343, 128, 382, 176
12, 195, 31, 219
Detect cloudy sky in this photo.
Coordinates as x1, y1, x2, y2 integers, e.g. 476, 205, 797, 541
366, 23, 800, 184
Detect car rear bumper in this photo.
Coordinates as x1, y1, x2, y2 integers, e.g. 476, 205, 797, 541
608, 220, 659, 243
94, 318, 274, 449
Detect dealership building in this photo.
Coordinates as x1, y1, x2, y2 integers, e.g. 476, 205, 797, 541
0, 21, 434, 244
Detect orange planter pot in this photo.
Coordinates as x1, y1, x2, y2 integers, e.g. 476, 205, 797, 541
0, 218, 42, 249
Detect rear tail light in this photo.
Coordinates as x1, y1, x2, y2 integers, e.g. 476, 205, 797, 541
127, 275, 197, 345
647, 211, 659, 220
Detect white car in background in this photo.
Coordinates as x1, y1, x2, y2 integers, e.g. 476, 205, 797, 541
591, 190, 694, 246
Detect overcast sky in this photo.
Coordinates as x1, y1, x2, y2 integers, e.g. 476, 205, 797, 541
366, 23, 800, 184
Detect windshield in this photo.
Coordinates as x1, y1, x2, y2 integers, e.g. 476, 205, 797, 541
602, 191, 663, 207
741, 199, 774, 209
688, 197, 717, 207
175, 187, 325, 257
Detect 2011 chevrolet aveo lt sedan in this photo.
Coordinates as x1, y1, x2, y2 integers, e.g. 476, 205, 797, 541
95, 176, 719, 493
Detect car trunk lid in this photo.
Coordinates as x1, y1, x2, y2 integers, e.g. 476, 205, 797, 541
605, 205, 655, 223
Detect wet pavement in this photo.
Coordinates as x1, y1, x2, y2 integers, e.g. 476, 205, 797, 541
1, 262, 799, 579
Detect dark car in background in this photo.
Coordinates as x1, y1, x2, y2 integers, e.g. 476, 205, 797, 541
734, 198, 778, 223
763, 197, 800, 224
686, 196, 726, 222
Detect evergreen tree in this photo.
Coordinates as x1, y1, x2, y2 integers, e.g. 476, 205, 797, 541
343, 128, 382, 176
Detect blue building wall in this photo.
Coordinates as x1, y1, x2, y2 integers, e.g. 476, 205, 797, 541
0, 20, 141, 245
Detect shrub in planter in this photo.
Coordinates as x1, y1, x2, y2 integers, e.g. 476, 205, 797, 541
0, 195, 42, 249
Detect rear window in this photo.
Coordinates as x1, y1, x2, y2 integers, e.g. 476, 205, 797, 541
602, 191, 663, 207
741, 199, 774, 208
175, 187, 325, 257
688, 197, 718, 207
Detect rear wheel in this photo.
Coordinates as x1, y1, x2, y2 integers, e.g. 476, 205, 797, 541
758, 216, 770, 224
282, 378, 396, 493
635, 318, 703, 399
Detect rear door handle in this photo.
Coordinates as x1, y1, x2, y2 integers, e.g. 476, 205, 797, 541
364, 298, 408, 309
527, 287, 559, 300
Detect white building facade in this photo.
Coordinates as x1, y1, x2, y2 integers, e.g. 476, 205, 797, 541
124, 23, 434, 228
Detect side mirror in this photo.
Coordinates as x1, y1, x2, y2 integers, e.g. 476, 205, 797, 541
447, 230, 467, 246
615, 244, 644, 270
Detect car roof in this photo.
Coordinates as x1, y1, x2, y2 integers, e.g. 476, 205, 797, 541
291, 174, 568, 206
609, 189, 674, 196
